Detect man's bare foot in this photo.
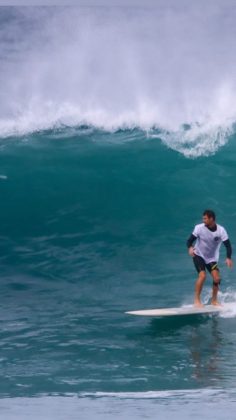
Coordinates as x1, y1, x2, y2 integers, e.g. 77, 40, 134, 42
194, 300, 204, 308
211, 300, 222, 306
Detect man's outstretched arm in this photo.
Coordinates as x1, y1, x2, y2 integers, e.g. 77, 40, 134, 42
223, 239, 233, 267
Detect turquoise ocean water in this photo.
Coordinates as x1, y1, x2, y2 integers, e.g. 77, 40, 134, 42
1, 4, 236, 419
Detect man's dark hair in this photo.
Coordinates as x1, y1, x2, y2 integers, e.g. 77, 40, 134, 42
203, 209, 216, 220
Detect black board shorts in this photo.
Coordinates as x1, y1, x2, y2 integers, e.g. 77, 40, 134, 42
193, 255, 219, 273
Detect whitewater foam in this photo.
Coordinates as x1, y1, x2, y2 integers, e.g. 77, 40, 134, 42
1, 389, 236, 420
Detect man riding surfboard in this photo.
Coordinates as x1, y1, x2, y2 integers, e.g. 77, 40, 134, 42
187, 210, 233, 307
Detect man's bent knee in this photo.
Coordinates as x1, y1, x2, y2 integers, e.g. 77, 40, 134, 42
198, 271, 206, 281
211, 270, 220, 282
212, 271, 221, 287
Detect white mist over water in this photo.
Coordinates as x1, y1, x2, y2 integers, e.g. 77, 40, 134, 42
1, 3, 236, 155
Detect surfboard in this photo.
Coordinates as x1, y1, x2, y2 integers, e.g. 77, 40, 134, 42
125, 302, 234, 317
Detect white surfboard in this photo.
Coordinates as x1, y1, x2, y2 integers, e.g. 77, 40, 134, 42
126, 302, 234, 317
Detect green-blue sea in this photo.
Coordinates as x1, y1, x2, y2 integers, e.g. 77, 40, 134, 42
1, 4, 236, 419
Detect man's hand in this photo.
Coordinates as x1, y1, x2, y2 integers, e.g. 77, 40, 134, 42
188, 246, 195, 257
226, 258, 233, 268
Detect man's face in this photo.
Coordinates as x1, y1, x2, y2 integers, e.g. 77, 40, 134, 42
203, 215, 214, 226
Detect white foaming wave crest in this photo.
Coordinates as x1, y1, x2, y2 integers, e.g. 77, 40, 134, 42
217, 289, 236, 318
0, 101, 148, 137
80, 388, 229, 400
149, 121, 233, 158
0, 100, 235, 159
1, 5, 236, 156
182, 287, 236, 317
207, 288, 236, 318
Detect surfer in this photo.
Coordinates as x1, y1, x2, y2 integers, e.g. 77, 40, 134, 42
187, 210, 233, 307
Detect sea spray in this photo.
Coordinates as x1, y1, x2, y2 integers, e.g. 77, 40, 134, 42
0, 4, 236, 156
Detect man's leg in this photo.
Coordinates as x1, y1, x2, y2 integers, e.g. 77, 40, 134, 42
193, 256, 207, 307
194, 271, 206, 307
211, 269, 221, 305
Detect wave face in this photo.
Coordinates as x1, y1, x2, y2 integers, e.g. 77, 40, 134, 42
1, 3, 236, 156
1, 129, 236, 398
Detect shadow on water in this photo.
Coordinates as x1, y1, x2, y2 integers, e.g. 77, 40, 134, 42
147, 313, 212, 336
146, 314, 225, 386
126, 313, 217, 341
124, 313, 227, 388
189, 316, 225, 384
